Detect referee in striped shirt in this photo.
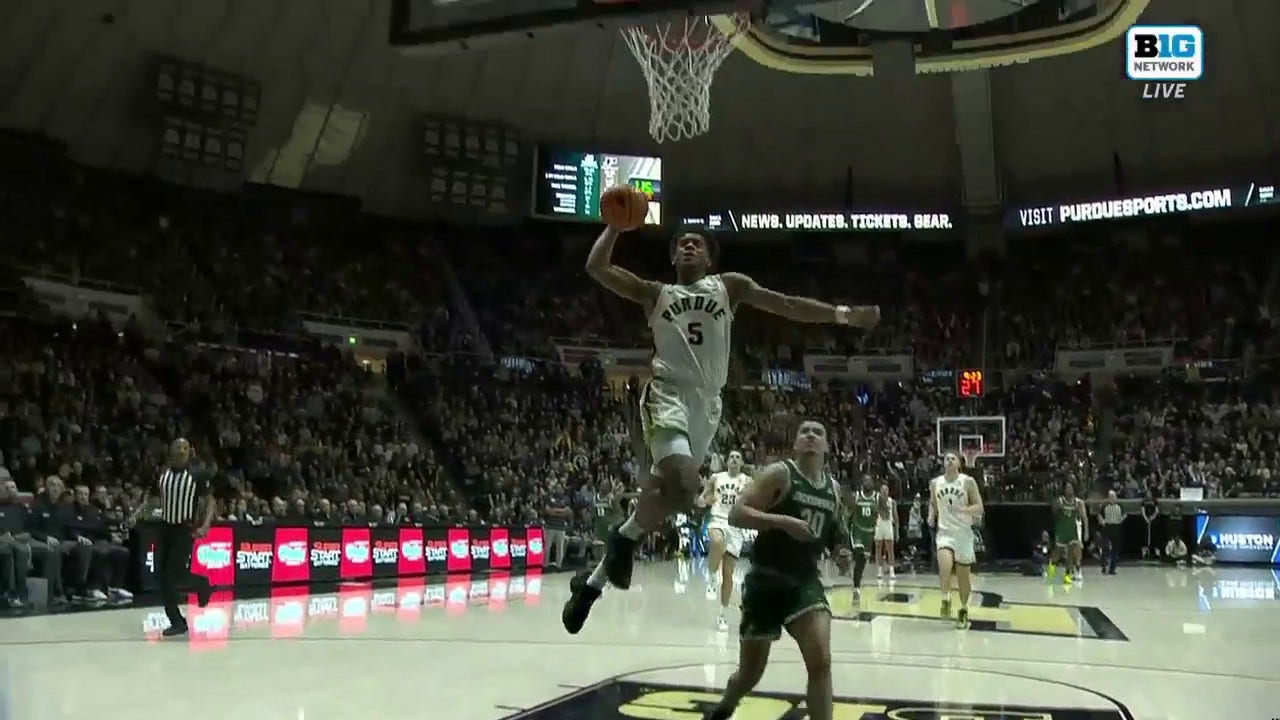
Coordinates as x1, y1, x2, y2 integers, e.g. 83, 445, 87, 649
149, 438, 213, 636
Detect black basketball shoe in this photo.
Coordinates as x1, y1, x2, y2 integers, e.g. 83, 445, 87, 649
604, 525, 637, 590
704, 702, 737, 720
561, 571, 602, 635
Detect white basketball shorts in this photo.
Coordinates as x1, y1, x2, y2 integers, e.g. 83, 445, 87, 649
936, 530, 975, 566
707, 519, 744, 558
641, 378, 722, 468
874, 517, 895, 542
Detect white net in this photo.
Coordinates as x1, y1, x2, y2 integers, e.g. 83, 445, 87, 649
621, 13, 749, 143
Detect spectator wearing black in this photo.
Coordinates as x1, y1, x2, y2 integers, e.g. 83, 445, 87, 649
28, 476, 94, 602
147, 439, 213, 637
2, 479, 64, 606
311, 498, 335, 525
1098, 490, 1123, 575
543, 482, 572, 568
0, 480, 32, 608
1140, 492, 1160, 559
67, 485, 131, 600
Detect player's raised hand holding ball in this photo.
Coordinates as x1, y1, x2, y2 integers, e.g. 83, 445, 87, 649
600, 185, 649, 231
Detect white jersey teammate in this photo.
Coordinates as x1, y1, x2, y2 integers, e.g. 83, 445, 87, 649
928, 452, 984, 629
698, 450, 748, 630
563, 216, 880, 635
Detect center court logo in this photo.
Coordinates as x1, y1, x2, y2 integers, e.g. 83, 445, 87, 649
505, 682, 1127, 720
1127, 25, 1202, 100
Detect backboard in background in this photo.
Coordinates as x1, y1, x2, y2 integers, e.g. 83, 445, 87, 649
936, 415, 1006, 459
390, 0, 752, 53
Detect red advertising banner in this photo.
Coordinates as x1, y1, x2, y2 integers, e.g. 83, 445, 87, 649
272, 527, 311, 584
526, 527, 546, 568
488, 527, 511, 570
192, 526, 236, 587
135, 524, 545, 591
447, 527, 472, 573
398, 527, 426, 576
340, 527, 373, 579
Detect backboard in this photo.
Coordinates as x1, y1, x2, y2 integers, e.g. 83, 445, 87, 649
936, 415, 1005, 459
390, 0, 752, 53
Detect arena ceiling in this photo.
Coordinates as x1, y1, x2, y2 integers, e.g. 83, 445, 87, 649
0, 0, 1276, 217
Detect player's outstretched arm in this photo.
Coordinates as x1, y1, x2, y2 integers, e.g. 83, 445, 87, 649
728, 462, 791, 531
585, 225, 661, 306
721, 272, 879, 327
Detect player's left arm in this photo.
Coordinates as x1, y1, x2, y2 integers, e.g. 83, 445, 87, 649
961, 476, 984, 523
1078, 498, 1089, 538
721, 272, 879, 327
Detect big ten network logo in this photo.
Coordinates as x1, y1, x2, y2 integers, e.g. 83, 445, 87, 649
193, 528, 236, 586
341, 528, 373, 579
1127, 25, 1203, 100
272, 528, 311, 583
447, 528, 472, 573
399, 528, 426, 575
489, 528, 511, 570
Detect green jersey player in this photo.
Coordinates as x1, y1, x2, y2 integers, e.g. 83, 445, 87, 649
704, 420, 843, 720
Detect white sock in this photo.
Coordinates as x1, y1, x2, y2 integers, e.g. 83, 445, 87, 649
586, 559, 609, 591
618, 514, 644, 540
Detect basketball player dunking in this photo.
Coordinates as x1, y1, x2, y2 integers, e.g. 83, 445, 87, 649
697, 449, 748, 631
929, 453, 984, 629
562, 210, 879, 634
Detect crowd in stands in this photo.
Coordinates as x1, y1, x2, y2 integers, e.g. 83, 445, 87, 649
2, 155, 1279, 608
1, 167, 450, 346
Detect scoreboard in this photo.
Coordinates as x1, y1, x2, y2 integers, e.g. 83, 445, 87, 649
957, 368, 985, 398
532, 146, 662, 224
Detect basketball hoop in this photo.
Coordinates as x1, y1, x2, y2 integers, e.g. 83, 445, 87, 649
620, 12, 750, 143
960, 449, 980, 469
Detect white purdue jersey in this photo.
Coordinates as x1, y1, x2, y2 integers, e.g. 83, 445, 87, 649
931, 473, 973, 535
648, 275, 733, 390
707, 471, 747, 523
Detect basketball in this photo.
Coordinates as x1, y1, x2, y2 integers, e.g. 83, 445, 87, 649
600, 185, 648, 231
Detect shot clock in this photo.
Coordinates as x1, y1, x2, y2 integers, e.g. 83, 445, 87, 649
957, 368, 985, 398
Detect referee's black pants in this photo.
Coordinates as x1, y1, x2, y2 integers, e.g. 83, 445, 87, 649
156, 523, 211, 627
1102, 525, 1121, 574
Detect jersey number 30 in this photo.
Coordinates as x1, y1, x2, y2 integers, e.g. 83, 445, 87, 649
686, 322, 703, 346
799, 508, 826, 539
